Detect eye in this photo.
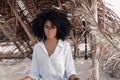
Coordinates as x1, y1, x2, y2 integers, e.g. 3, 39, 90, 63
44, 25, 49, 29
44, 25, 56, 30
51, 24, 56, 28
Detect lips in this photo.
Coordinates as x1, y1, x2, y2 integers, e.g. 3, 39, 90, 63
47, 33, 53, 35
47, 34, 52, 35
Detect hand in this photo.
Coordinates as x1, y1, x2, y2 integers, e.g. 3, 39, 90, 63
74, 77, 80, 80
22, 76, 32, 80
69, 74, 80, 80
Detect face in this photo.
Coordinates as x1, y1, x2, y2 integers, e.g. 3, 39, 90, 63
44, 20, 57, 39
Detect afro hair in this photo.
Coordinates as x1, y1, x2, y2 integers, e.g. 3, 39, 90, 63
31, 9, 72, 41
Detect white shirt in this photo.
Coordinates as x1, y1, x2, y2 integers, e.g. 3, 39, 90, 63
27, 39, 76, 80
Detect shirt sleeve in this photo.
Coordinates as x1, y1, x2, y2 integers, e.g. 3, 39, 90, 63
65, 42, 77, 78
27, 46, 44, 80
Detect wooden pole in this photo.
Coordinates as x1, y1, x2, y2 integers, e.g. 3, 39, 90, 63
7, 0, 36, 45
89, 0, 99, 80
82, 21, 88, 59
57, 0, 64, 10
70, 29, 79, 59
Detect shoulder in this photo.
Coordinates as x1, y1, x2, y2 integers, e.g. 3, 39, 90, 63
58, 39, 71, 48
33, 41, 43, 50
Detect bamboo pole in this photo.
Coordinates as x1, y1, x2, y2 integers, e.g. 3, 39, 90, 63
0, 53, 30, 59
82, 21, 88, 59
57, 0, 64, 10
7, 0, 36, 45
70, 29, 79, 59
89, 0, 100, 80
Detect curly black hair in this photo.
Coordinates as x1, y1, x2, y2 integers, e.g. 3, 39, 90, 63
31, 9, 72, 41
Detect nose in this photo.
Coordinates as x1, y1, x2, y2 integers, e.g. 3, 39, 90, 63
48, 28, 52, 31
48, 27, 54, 31
47, 28, 50, 32
47, 28, 53, 33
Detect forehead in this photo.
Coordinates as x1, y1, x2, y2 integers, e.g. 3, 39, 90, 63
44, 20, 57, 28
44, 20, 52, 25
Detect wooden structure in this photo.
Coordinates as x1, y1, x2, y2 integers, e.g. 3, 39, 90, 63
0, 0, 83, 59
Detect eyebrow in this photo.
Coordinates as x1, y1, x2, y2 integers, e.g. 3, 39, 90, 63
44, 24, 56, 28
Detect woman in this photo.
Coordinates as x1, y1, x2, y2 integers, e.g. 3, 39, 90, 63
23, 9, 79, 80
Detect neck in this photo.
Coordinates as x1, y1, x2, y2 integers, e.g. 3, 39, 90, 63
44, 38, 58, 44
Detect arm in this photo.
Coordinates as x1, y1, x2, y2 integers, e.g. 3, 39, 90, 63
27, 47, 39, 80
22, 46, 45, 80
65, 43, 80, 80
23, 46, 42, 80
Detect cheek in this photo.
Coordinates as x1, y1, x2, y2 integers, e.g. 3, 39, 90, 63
44, 29, 48, 33
54, 29, 57, 35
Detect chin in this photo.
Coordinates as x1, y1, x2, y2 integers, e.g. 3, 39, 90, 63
47, 36, 55, 39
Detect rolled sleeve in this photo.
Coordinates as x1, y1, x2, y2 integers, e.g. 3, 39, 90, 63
65, 43, 77, 78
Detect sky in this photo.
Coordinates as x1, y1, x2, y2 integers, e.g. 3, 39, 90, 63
105, 0, 120, 17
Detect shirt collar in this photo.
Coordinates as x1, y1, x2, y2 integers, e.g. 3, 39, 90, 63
39, 39, 64, 48
38, 39, 64, 56
57, 39, 64, 48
